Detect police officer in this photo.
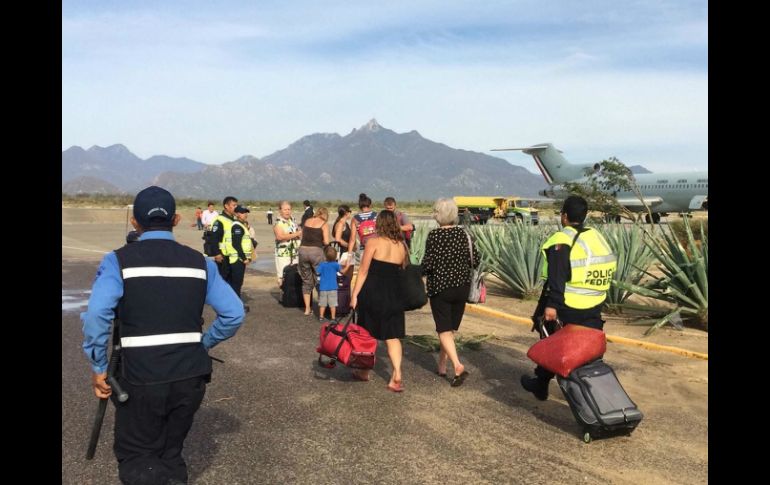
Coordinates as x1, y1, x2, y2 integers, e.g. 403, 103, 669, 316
228, 205, 253, 298
520, 195, 617, 400
211, 196, 239, 280
82, 186, 245, 485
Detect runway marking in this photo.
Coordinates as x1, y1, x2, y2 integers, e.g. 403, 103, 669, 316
62, 245, 109, 254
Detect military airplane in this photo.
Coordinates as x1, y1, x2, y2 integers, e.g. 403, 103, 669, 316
492, 143, 708, 223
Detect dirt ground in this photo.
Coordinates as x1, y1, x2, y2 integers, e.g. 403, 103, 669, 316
62, 207, 708, 484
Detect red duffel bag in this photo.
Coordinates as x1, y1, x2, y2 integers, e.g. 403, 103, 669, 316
317, 311, 376, 369
526, 323, 607, 378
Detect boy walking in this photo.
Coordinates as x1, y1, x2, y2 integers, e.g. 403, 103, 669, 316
316, 246, 349, 321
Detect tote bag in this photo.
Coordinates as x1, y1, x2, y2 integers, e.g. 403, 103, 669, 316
464, 231, 486, 303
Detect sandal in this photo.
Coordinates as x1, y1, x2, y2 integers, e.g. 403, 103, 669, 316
451, 371, 469, 387
386, 380, 404, 392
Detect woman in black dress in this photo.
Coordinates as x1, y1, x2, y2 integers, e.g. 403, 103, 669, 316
350, 210, 408, 392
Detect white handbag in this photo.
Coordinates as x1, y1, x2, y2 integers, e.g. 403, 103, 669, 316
464, 231, 486, 304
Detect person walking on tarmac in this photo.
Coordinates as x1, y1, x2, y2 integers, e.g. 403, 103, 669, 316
520, 195, 617, 401
81, 186, 245, 485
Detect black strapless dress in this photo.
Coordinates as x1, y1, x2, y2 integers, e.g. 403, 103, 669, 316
357, 259, 406, 340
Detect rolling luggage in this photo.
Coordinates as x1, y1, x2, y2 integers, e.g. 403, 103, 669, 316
280, 264, 305, 308
557, 359, 643, 443
317, 312, 376, 369
322, 272, 352, 319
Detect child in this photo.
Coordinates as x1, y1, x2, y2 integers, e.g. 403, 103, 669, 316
316, 245, 349, 322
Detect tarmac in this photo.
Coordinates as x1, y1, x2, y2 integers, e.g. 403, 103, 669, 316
62, 208, 708, 484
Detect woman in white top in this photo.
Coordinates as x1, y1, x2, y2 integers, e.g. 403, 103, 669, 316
273, 201, 302, 287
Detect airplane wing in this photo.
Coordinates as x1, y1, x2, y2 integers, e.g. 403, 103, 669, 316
616, 197, 664, 208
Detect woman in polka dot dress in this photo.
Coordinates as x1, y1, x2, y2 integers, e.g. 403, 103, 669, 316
421, 198, 480, 387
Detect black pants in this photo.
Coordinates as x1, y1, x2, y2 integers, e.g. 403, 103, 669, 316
219, 259, 246, 297
113, 376, 207, 485
267, 214, 273, 224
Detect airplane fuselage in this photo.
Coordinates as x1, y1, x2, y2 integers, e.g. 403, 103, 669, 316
493, 144, 709, 215
615, 172, 708, 213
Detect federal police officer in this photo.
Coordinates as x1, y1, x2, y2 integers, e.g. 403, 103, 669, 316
520, 195, 617, 400
82, 186, 245, 484
211, 196, 239, 280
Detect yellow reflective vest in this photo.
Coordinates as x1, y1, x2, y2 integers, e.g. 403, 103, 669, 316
215, 214, 236, 257
540, 226, 617, 309
229, 220, 254, 264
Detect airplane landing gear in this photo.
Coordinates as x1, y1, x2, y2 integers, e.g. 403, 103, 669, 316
645, 213, 661, 224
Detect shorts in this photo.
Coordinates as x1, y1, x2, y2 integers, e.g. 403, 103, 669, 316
318, 290, 338, 308
429, 284, 471, 333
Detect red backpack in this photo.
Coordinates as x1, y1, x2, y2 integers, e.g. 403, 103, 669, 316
355, 212, 377, 246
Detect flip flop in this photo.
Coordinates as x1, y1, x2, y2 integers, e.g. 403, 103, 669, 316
436, 371, 447, 377
386, 380, 404, 392
451, 371, 469, 387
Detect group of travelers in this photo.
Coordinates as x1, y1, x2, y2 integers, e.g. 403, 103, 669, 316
81, 185, 615, 484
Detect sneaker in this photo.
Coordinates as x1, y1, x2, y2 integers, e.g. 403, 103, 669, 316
520, 375, 549, 401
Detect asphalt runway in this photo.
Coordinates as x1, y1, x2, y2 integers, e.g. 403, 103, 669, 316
62, 209, 707, 484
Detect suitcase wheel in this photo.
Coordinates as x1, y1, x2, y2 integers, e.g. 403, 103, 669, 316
582, 431, 592, 444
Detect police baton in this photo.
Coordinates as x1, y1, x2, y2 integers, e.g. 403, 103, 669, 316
86, 335, 128, 459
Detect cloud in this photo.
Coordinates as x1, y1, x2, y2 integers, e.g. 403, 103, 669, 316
62, 0, 708, 171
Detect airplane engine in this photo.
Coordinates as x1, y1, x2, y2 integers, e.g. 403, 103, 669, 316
539, 185, 568, 198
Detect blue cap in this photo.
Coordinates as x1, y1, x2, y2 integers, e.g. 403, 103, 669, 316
133, 186, 176, 228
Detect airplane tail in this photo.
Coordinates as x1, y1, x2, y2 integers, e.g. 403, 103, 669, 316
491, 143, 594, 184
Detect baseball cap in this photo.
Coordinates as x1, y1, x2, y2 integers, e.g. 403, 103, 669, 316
234, 205, 250, 214
133, 186, 176, 228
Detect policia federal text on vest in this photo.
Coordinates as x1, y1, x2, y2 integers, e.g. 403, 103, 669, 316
540, 226, 616, 311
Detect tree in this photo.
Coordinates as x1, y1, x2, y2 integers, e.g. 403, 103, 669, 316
561, 157, 656, 225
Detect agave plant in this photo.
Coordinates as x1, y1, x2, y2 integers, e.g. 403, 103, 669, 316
408, 222, 431, 264
614, 218, 708, 334
470, 223, 552, 299
594, 223, 657, 309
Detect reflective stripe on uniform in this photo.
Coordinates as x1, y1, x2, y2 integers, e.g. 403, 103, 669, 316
565, 284, 605, 296
121, 332, 202, 348
122, 267, 207, 280
570, 254, 618, 268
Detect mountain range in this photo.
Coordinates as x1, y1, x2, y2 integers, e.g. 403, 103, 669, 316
62, 120, 649, 200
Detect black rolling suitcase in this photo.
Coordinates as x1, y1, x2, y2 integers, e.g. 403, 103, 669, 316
557, 359, 643, 443
281, 264, 305, 308
324, 272, 352, 318
336, 272, 351, 316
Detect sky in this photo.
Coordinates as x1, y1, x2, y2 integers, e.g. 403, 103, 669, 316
62, 0, 708, 174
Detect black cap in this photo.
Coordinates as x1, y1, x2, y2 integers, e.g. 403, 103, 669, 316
234, 205, 250, 214
133, 186, 176, 228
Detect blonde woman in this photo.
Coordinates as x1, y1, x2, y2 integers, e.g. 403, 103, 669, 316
350, 210, 407, 392
298, 207, 330, 315
273, 201, 302, 287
